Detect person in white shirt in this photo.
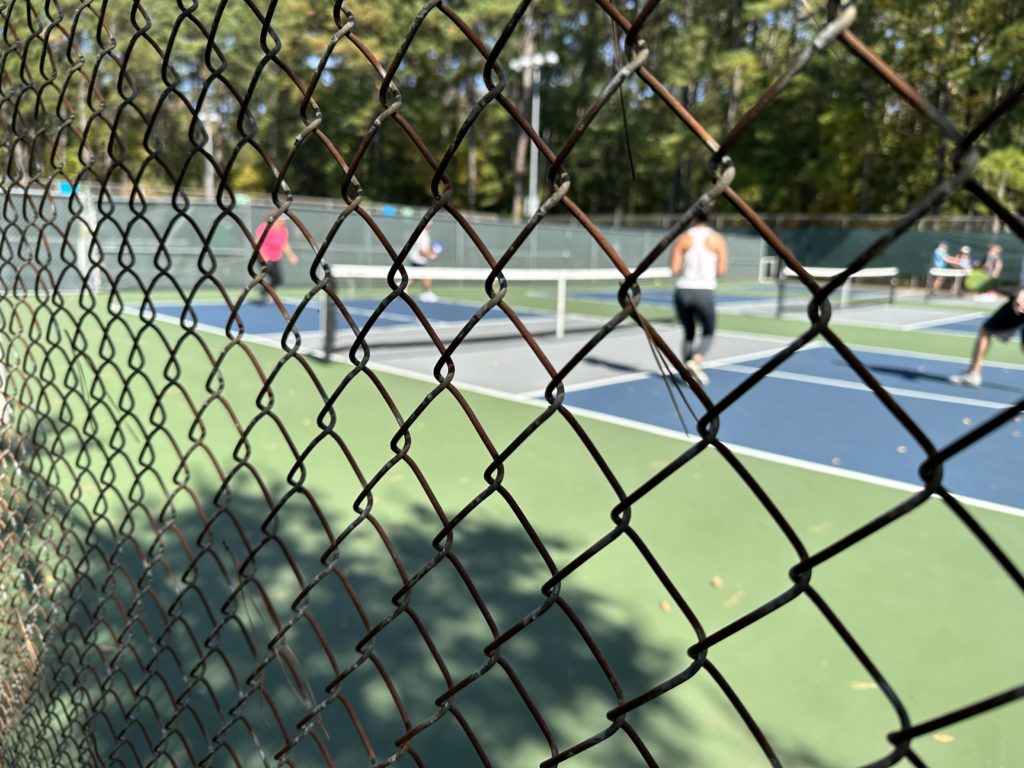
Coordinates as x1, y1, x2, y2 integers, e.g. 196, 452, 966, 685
669, 209, 729, 386
408, 223, 439, 302
949, 255, 1024, 388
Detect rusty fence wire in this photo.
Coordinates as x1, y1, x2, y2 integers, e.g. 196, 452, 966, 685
1, 1, 1023, 766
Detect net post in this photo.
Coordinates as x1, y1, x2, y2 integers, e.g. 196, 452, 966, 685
556, 276, 567, 338
776, 268, 786, 318
322, 267, 336, 360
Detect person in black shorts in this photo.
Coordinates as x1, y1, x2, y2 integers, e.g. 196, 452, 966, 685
948, 262, 1024, 387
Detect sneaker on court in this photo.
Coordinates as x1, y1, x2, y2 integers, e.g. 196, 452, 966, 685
948, 371, 981, 387
420, 290, 439, 303
685, 359, 710, 386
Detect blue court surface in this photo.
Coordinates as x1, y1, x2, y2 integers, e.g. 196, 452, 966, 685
153, 299, 323, 335
152, 297, 539, 336
151, 299, 1021, 510
915, 314, 989, 336
560, 345, 1024, 510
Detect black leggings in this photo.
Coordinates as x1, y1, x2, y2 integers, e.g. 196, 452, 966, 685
673, 288, 716, 361
259, 259, 283, 299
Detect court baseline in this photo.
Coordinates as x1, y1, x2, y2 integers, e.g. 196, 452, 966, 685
558, 345, 1024, 510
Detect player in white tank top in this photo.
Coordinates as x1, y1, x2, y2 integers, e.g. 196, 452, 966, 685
674, 225, 719, 291
669, 211, 728, 386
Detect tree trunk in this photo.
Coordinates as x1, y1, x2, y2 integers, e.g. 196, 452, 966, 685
511, 6, 535, 222
725, 0, 744, 128
669, 162, 682, 214
462, 77, 478, 210
859, 146, 872, 214
727, 66, 743, 128
467, 139, 478, 211
993, 169, 1006, 234
859, 96, 874, 214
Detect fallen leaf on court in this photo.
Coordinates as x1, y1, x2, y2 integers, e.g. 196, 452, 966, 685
961, 417, 971, 426
849, 681, 877, 690
932, 734, 955, 744
896, 445, 907, 454
723, 591, 745, 608
659, 599, 672, 613
808, 522, 830, 533
710, 576, 724, 588
831, 457, 841, 466
1013, 431, 1021, 439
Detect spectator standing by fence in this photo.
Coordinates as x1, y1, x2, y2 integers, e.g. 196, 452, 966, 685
929, 242, 952, 293
954, 245, 973, 269
983, 244, 1003, 279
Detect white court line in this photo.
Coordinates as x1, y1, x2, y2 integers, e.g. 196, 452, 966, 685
902, 311, 986, 331
533, 370, 655, 397
719, 364, 1016, 411
547, 342, 1020, 409
146, 315, 1021, 517
766, 314, 960, 332
703, 344, 817, 369
542, 402, 1024, 519
520, 341, 809, 399
718, 299, 778, 311
320, 344, 1024, 519
130, 298, 399, 330
125, 304, 318, 351
647, 325, 803, 346
726, 306, 982, 334
337, 351, 1024, 518
837, 340, 1024, 372
715, 337, 1024, 372
352, 360, 540, 402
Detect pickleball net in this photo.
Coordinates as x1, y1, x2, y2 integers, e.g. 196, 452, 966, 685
321, 264, 675, 350
775, 266, 900, 317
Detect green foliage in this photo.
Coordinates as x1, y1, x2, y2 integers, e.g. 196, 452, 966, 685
25, 1, 1023, 216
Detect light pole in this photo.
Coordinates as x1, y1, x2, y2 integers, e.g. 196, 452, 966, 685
509, 51, 559, 217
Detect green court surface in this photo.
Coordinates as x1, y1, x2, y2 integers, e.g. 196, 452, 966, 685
6, 293, 1023, 768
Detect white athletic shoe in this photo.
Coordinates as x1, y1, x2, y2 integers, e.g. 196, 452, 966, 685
948, 371, 981, 387
685, 359, 710, 386
420, 290, 439, 303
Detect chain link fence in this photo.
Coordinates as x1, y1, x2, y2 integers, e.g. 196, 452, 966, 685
1, 1, 1022, 766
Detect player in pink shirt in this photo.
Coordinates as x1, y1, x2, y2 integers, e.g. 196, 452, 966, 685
253, 217, 298, 303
